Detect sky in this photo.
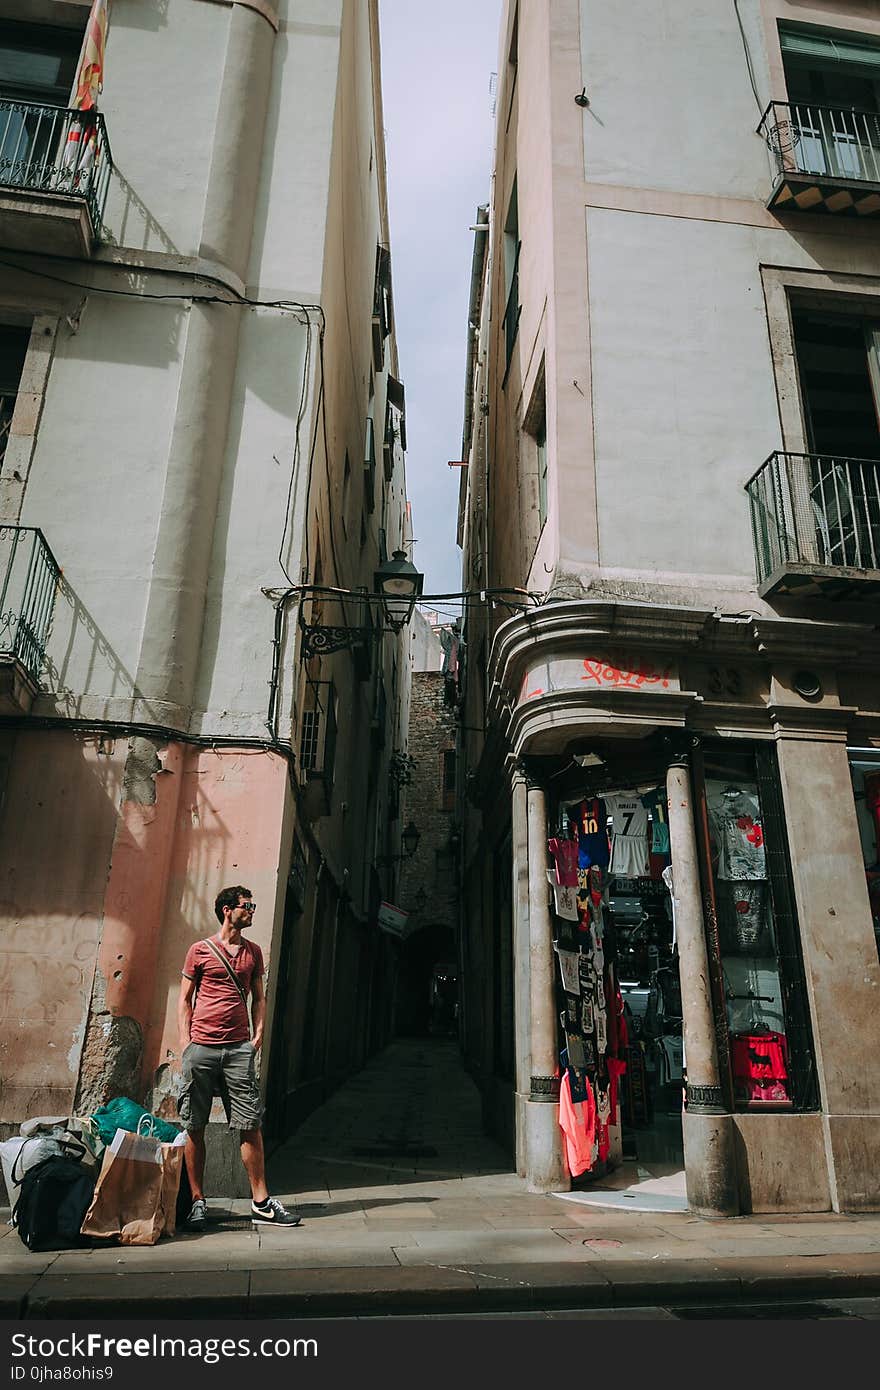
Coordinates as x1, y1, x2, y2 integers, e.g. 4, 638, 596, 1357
379, 0, 502, 611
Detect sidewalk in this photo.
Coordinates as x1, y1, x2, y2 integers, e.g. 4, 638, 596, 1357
3, 1038, 880, 1318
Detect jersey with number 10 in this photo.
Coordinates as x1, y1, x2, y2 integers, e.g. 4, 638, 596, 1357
572, 797, 610, 870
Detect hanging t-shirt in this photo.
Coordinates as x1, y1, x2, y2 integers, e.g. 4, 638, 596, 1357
571, 797, 610, 870
605, 793, 650, 877
548, 837, 579, 887
552, 881, 579, 921
731, 1031, 789, 1083
558, 1066, 596, 1177
641, 787, 671, 855
707, 788, 765, 880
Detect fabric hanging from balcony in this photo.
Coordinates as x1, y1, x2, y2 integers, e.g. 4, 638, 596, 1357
76, 0, 111, 111
779, 26, 880, 75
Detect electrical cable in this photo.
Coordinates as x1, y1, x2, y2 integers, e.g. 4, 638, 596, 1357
277, 313, 314, 584
733, 0, 765, 116
0, 252, 325, 316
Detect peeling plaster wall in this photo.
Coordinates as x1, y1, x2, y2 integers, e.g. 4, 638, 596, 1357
138, 746, 292, 1119
0, 732, 126, 1122
0, 733, 291, 1126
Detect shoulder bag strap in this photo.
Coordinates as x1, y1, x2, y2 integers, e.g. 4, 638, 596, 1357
204, 938, 248, 1006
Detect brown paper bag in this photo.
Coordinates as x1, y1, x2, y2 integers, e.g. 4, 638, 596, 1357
80, 1127, 185, 1246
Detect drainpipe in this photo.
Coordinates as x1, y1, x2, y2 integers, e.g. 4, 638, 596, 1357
666, 753, 739, 1216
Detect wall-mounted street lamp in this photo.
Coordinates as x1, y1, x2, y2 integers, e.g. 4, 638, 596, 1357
376, 818, 421, 865
298, 550, 424, 659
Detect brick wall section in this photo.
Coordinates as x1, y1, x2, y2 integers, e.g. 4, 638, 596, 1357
398, 671, 458, 935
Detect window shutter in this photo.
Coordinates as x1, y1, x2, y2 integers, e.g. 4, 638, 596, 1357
780, 25, 880, 75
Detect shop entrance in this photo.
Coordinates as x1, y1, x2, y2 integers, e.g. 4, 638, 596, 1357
544, 737, 686, 1211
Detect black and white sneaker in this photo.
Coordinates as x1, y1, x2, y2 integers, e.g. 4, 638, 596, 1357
186, 1198, 208, 1230
251, 1196, 302, 1227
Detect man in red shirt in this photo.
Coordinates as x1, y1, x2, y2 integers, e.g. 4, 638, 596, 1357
177, 885, 301, 1229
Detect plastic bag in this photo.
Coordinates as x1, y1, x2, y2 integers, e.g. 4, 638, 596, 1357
18, 1116, 102, 1169
90, 1097, 181, 1147
80, 1126, 186, 1246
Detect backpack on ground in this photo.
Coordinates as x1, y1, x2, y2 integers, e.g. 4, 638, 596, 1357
12, 1155, 97, 1252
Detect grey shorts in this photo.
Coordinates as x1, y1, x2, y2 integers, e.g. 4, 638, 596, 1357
178, 1041, 263, 1133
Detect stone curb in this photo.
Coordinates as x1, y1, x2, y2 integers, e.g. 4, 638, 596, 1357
14, 1255, 880, 1318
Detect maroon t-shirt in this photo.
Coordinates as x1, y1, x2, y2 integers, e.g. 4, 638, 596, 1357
182, 935, 264, 1045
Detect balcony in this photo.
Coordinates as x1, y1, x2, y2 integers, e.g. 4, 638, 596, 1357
0, 525, 61, 712
746, 451, 880, 599
759, 101, 880, 217
0, 100, 112, 256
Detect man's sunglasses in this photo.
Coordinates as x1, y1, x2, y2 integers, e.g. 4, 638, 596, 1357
239, 901, 256, 913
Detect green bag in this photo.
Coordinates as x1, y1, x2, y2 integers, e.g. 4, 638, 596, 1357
90, 1097, 181, 1147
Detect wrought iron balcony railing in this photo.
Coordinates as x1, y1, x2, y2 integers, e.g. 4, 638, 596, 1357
0, 99, 112, 234
0, 526, 61, 685
759, 101, 880, 214
746, 451, 880, 593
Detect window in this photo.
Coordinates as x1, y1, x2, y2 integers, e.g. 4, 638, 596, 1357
525, 363, 548, 533
502, 180, 520, 375
780, 24, 880, 182
793, 308, 880, 460
0, 22, 82, 104
791, 306, 880, 568
0, 22, 84, 190
341, 449, 351, 536
694, 743, 818, 1113
848, 748, 880, 962
364, 380, 376, 513
0, 324, 29, 469
299, 679, 337, 785
441, 747, 456, 811
372, 245, 392, 371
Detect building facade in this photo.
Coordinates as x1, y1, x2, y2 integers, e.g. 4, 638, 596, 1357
0, 0, 413, 1186
458, 0, 880, 1214
394, 611, 460, 1035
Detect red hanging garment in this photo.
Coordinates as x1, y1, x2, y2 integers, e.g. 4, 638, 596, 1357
558, 1069, 596, 1177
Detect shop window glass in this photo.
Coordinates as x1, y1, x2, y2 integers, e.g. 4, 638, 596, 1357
847, 748, 880, 962
696, 744, 818, 1114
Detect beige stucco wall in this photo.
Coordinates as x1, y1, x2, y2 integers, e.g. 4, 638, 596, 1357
486, 0, 880, 608
0, 0, 411, 1132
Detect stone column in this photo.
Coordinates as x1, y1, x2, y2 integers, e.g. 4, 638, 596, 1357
773, 721, 880, 1211
524, 778, 569, 1192
667, 754, 739, 1216
511, 762, 531, 1177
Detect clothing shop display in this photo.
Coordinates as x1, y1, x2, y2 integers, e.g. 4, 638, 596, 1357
550, 822, 628, 1180
551, 777, 688, 1181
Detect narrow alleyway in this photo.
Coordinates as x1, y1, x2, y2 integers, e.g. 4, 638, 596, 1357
267, 1038, 511, 1199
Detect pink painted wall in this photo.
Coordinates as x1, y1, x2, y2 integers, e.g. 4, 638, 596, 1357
0, 734, 291, 1126
0, 731, 126, 1122
138, 746, 291, 1106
